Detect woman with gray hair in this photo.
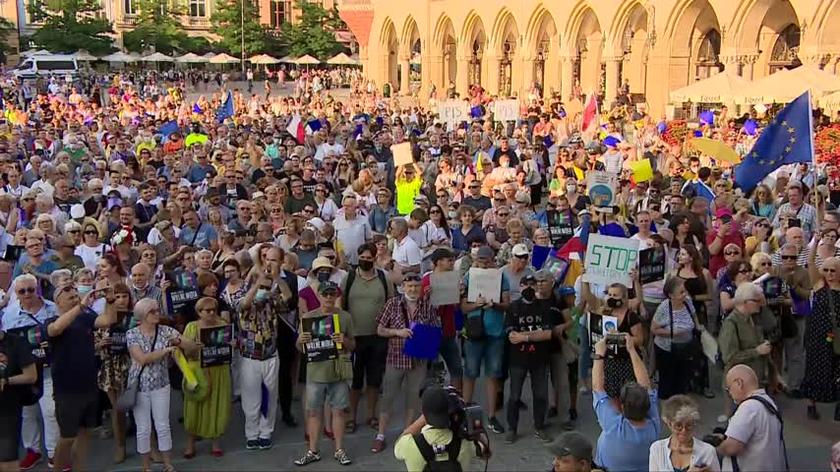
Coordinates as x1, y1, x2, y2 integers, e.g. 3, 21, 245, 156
648, 395, 720, 472
126, 298, 199, 472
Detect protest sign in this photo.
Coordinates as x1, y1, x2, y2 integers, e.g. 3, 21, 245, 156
586, 171, 618, 209
583, 234, 639, 286
545, 210, 575, 248
301, 315, 340, 363
200, 325, 234, 367
467, 268, 502, 303
2, 244, 23, 262
638, 247, 666, 284
169, 287, 199, 313
391, 142, 414, 167
404, 322, 443, 360
493, 99, 519, 122
8, 323, 51, 362
438, 100, 468, 126
629, 159, 654, 183
588, 313, 621, 356
430, 271, 461, 306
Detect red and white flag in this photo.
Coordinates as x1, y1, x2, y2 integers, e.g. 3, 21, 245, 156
286, 115, 305, 144
581, 93, 599, 134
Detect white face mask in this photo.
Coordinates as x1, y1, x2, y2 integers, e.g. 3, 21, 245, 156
404, 294, 418, 302
471, 247, 480, 257
566, 184, 576, 193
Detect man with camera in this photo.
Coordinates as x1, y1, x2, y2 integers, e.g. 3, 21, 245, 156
592, 334, 660, 472
394, 387, 489, 472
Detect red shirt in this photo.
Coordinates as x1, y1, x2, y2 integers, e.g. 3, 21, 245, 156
422, 273, 456, 338
706, 225, 745, 276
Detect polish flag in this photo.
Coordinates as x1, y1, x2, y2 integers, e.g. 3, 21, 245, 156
286, 115, 305, 144
581, 92, 599, 134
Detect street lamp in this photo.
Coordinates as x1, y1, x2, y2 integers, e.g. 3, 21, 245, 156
240, 0, 245, 74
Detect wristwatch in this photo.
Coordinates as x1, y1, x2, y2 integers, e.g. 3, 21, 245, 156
593, 354, 606, 361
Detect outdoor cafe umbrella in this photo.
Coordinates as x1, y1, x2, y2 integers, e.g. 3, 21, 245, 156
209, 53, 240, 64
249, 54, 280, 65
293, 55, 321, 66
669, 70, 751, 104
142, 52, 175, 63
326, 52, 359, 66
735, 65, 840, 105
688, 137, 741, 164
73, 50, 98, 61
102, 51, 138, 63
176, 53, 208, 64
278, 55, 297, 63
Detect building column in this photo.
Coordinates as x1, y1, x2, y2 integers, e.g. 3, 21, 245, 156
521, 53, 536, 98
359, 46, 369, 78
603, 55, 622, 108
456, 55, 470, 98
399, 58, 410, 94
560, 55, 575, 102
484, 52, 501, 95
544, 47, 561, 98
424, 53, 440, 99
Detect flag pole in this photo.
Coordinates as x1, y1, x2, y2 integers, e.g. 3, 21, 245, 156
807, 90, 816, 170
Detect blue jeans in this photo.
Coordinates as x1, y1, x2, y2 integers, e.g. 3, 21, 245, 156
464, 337, 504, 379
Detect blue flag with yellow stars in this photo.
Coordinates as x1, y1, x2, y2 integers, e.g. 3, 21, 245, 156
734, 91, 813, 193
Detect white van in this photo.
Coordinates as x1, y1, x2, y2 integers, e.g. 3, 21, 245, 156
13, 55, 79, 79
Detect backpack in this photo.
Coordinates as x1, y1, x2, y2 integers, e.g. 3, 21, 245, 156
413, 433, 462, 472
342, 267, 390, 310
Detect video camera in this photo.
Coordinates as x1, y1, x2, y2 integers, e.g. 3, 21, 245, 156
442, 386, 491, 459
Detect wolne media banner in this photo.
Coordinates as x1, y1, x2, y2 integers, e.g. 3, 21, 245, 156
200, 325, 234, 367
639, 247, 666, 284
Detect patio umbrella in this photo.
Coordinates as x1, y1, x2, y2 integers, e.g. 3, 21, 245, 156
102, 52, 138, 63
278, 55, 297, 63
735, 65, 840, 105
72, 50, 98, 61
142, 52, 175, 63
249, 54, 280, 65
669, 70, 751, 103
819, 90, 840, 110
202, 52, 216, 58
326, 53, 359, 66
176, 53, 208, 64
688, 137, 741, 164
209, 53, 241, 64
293, 55, 320, 66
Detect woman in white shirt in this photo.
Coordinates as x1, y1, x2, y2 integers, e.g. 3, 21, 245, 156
75, 221, 110, 270
649, 395, 720, 472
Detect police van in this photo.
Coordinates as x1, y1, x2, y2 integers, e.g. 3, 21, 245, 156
13, 55, 80, 79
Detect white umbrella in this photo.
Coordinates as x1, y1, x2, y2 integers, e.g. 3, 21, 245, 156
175, 53, 208, 64
209, 53, 241, 64
293, 55, 320, 66
249, 54, 280, 65
73, 50, 98, 61
102, 51, 138, 63
669, 70, 751, 103
278, 55, 297, 63
326, 52, 359, 66
142, 52, 175, 63
202, 52, 216, 58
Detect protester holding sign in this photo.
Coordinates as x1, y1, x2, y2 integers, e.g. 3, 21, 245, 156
182, 297, 232, 459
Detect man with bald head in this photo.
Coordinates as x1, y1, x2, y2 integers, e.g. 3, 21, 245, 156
718, 365, 787, 472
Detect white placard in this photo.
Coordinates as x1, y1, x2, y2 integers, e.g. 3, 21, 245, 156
391, 142, 413, 167
586, 171, 619, 209
438, 100, 469, 126
467, 268, 502, 304
583, 235, 640, 287
429, 271, 461, 306
493, 99, 519, 122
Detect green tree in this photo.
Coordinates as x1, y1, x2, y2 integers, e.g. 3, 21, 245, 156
0, 18, 17, 57
278, 1, 344, 60
123, 0, 190, 54
210, 0, 275, 56
27, 0, 114, 54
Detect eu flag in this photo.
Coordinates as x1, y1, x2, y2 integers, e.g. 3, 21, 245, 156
734, 91, 813, 192
215, 92, 234, 123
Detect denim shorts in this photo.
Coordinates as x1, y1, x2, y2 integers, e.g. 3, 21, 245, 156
463, 337, 505, 379
306, 381, 350, 411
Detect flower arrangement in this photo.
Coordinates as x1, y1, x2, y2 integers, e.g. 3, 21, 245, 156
815, 124, 840, 167
111, 229, 131, 246
661, 120, 690, 147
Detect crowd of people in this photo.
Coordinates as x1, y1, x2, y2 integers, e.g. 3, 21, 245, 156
0, 67, 837, 472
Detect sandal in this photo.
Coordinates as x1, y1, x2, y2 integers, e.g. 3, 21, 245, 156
367, 417, 379, 430
182, 450, 196, 460
344, 420, 356, 434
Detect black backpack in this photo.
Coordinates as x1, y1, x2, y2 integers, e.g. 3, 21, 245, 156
342, 267, 390, 310
413, 433, 462, 472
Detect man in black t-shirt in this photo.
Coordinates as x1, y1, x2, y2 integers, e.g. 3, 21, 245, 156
504, 272, 558, 444
0, 330, 37, 469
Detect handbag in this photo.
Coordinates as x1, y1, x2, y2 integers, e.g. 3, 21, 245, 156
829, 290, 840, 356
669, 301, 701, 358
464, 309, 486, 341
116, 326, 158, 412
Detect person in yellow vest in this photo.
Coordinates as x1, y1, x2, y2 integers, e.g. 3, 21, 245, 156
395, 164, 423, 216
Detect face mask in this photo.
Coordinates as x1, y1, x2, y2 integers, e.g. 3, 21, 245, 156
471, 247, 480, 257
566, 184, 576, 193
521, 287, 536, 303
317, 271, 330, 283
358, 260, 374, 271
77, 284, 93, 294
404, 293, 418, 302
606, 297, 623, 309
255, 288, 270, 302
448, 211, 457, 219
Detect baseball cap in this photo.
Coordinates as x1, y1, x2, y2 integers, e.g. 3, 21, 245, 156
318, 281, 339, 296
512, 243, 529, 257
533, 269, 553, 281
715, 207, 733, 218
475, 245, 494, 260
547, 431, 593, 461
420, 387, 450, 429
428, 247, 454, 263
252, 191, 266, 200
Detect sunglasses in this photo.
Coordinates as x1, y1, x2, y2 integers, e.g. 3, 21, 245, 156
725, 251, 740, 256
781, 255, 797, 260
403, 274, 422, 282
738, 268, 752, 274
16, 287, 36, 295
823, 268, 837, 273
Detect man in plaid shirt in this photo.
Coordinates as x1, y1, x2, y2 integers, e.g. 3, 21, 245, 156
370, 274, 440, 454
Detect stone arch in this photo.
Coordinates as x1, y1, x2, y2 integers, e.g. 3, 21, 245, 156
609, 0, 649, 95
566, 3, 604, 95
460, 10, 488, 89
525, 5, 558, 93
380, 18, 399, 90
730, 0, 802, 77
489, 8, 520, 96
400, 16, 421, 59
665, 0, 723, 85
433, 14, 458, 89
816, 0, 840, 72
400, 16, 422, 93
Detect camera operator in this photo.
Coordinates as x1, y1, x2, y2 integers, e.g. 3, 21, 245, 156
592, 335, 660, 472
0, 329, 38, 472
504, 271, 557, 443
394, 387, 489, 472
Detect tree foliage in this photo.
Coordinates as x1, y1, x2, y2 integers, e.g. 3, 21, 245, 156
123, 0, 190, 54
278, 1, 344, 60
27, 0, 114, 54
0, 17, 17, 57
210, 0, 276, 56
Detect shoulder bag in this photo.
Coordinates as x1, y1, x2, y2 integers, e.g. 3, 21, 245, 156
116, 326, 158, 412
829, 290, 840, 356
669, 300, 701, 358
